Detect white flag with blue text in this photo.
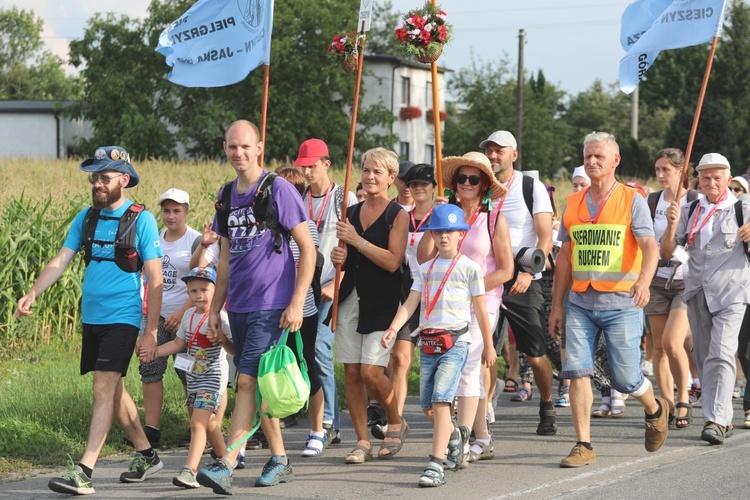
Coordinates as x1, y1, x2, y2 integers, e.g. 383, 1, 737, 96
619, 0, 727, 94
156, 0, 274, 88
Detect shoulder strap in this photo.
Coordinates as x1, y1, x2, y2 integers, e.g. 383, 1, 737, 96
687, 199, 700, 220
735, 200, 750, 263
647, 190, 662, 221
385, 200, 400, 229
215, 181, 233, 235
522, 174, 534, 215
255, 173, 289, 255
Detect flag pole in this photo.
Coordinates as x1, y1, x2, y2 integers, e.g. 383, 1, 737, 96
676, 36, 719, 201
430, 0, 444, 195
331, 21, 367, 331
259, 64, 271, 168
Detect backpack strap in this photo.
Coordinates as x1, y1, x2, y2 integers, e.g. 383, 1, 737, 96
254, 172, 289, 255
647, 190, 662, 221
214, 181, 233, 235
522, 174, 534, 215
734, 200, 750, 263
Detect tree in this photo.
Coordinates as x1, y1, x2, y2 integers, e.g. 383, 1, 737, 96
0, 7, 81, 100
365, 1, 402, 56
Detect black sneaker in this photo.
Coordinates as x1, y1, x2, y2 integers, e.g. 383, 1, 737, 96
48, 464, 95, 495
367, 402, 387, 426
371, 423, 387, 440
331, 429, 341, 445
280, 415, 298, 429
119, 452, 164, 483
123, 425, 161, 448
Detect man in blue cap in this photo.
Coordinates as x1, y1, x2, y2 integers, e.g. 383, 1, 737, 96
15, 146, 165, 495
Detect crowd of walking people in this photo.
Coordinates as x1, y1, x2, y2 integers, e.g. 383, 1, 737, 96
15, 122, 750, 495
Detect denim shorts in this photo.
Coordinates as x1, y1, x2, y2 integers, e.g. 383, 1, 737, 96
561, 302, 645, 394
420, 341, 469, 410
229, 309, 284, 378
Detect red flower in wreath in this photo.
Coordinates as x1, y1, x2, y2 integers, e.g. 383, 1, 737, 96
437, 25, 448, 42
408, 14, 425, 29
419, 30, 433, 46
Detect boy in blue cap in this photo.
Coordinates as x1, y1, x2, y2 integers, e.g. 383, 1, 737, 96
381, 203, 495, 487
145, 266, 234, 489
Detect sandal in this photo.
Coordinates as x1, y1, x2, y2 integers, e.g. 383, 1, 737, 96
675, 402, 692, 429
345, 443, 372, 464
418, 462, 445, 488
701, 422, 730, 445
503, 377, 518, 393
300, 434, 326, 457
611, 394, 628, 418
511, 387, 533, 402
592, 398, 611, 418
536, 402, 557, 435
378, 418, 409, 459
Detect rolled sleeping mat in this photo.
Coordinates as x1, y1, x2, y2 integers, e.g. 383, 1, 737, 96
515, 247, 546, 274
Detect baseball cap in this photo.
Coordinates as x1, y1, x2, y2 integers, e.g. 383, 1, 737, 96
181, 266, 217, 285
80, 146, 140, 188
420, 204, 470, 232
404, 164, 436, 186
398, 160, 416, 179
695, 152, 731, 172
479, 130, 517, 150
294, 138, 329, 167
158, 188, 190, 207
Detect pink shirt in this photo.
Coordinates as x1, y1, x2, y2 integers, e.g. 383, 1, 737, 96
459, 211, 501, 311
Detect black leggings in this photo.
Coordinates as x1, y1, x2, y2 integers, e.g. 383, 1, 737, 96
287, 313, 322, 396
738, 305, 750, 412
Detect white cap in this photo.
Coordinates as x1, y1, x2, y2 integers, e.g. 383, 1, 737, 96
572, 165, 589, 181
158, 188, 190, 206
696, 153, 730, 172
732, 176, 749, 193
479, 130, 517, 150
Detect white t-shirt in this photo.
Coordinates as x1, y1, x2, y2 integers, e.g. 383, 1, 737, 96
308, 185, 357, 287
495, 171, 553, 279
160, 226, 202, 317
653, 192, 693, 280
411, 255, 486, 344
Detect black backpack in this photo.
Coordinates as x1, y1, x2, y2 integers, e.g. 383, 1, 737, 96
647, 189, 700, 220
81, 203, 144, 273
215, 173, 290, 254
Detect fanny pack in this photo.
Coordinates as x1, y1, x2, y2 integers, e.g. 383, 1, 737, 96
419, 326, 468, 355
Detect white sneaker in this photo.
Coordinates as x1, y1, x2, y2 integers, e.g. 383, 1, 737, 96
640, 360, 654, 377
487, 405, 496, 424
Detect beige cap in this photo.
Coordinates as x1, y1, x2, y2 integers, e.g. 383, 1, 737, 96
158, 188, 190, 206
695, 153, 730, 172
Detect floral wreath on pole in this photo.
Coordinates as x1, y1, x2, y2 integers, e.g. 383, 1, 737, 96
326, 30, 364, 73
394, 2, 452, 64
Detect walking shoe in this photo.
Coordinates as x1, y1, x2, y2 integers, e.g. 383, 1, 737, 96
511, 387, 533, 402
119, 452, 163, 482
645, 397, 669, 452
733, 383, 743, 399
689, 384, 702, 405
554, 388, 570, 408
744, 412, 750, 429
172, 466, 199, 488
331, 429, 342, 445
280, 415, 298, 429
48, 464, 95, 495
560, 444, 596, 468
487, 404, 496, 424
322, 423, 334, 447
640, 359, 654, 377
235, 450, 246, 469
418, 463, 445, 487
371, 423, 387, 440
247, 429, 268, 450
123, 425, 161, 449
255, 456, 294, 487
445, 425, 469, 471
197, 459, 233, 495
466, 439, 494, 462
367, 402, 387, 426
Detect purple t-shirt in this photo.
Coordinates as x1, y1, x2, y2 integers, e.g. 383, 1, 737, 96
213, 171, 308, 313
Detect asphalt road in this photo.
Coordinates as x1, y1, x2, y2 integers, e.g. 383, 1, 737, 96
2, 389, 749, 499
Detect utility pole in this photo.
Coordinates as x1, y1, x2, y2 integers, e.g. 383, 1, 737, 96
516, 29, 525, 170
631, 85, 639, 140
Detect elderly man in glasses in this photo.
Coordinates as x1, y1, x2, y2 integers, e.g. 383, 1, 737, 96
15, 146, 165, 494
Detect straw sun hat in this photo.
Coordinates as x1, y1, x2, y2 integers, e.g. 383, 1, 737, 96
441, 151, 507, 200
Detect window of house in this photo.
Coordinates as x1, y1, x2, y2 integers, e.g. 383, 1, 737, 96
425, 144, 434, 165
425, 81, 432, 109
400, 142, 410, 161
401, 77, 411, 106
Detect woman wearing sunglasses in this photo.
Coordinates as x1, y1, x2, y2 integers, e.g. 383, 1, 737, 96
730, 176, 749, 199
418, 152, 514, 465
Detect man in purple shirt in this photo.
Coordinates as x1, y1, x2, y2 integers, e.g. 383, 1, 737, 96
197, 120, 315, 494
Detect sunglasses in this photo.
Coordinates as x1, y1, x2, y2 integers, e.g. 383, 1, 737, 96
731, 186, 745, 193
456, 174, 481, 186
88, 173, 123, 185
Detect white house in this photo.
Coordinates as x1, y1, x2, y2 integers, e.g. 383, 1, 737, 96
361, 54, 450, 165
0, 101, 92, 159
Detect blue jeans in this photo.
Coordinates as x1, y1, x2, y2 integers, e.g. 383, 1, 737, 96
561, 302, 645, 394
315, 301, 340, 429
420, 341, 469, 410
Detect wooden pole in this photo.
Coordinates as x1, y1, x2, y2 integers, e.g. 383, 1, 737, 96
259, 64, 271, 168
676, 36, 719, 201
331, 22, 366, 331
430, 0, 444, 195
515, 28, 525, 170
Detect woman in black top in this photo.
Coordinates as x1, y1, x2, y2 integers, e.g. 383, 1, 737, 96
331, 147, 410, 463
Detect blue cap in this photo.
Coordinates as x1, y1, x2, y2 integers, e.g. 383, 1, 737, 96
181, 266, 217, 285
80, 146, 140, 188
420, 204, 470, 232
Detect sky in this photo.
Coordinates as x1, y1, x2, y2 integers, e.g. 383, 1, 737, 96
8, 0, 635, 96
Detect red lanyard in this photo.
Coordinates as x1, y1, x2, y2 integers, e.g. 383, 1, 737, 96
580, 182, 619, 224
409, 206, 434, 247
307, 183, 334, 230
142, 283, 148, 315
687, 190, 727, 246
423, 253, 462, 320
187, 310, 209, 350
457, 204, 483, 252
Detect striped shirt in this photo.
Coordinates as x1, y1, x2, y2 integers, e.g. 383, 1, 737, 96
176, 307, 232, 394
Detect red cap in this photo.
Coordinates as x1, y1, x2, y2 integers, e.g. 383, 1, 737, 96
294, 138, 329, 167
626, 180, 646, 197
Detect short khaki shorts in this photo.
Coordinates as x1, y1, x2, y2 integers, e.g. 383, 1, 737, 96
645, 276, 686, 315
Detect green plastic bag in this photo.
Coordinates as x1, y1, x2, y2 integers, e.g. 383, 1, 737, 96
256, 328, 310, 418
